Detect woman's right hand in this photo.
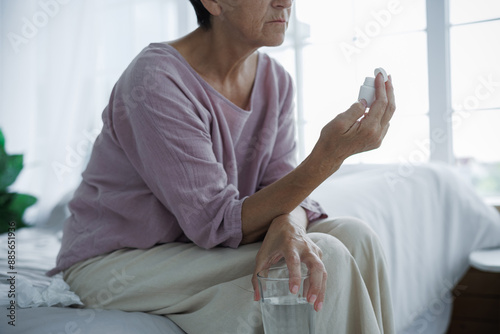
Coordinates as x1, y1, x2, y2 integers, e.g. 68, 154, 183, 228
313, 74, 396, 173
251, 211, 327, 312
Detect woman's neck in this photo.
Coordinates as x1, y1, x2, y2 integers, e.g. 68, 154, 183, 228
170, 27, 258, 86
169, 27, 259, 110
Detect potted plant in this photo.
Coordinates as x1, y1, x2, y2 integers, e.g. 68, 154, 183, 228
0, 128, 37, 234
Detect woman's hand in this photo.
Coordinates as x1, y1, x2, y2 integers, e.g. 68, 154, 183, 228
313, 73, 396, 174
251, 211, 327, 312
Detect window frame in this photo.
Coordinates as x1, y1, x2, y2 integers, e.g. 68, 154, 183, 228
426, 0, 455, 163
288, 0, 498, 169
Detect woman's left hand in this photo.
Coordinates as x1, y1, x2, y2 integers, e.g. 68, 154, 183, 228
251, 213, 327, 312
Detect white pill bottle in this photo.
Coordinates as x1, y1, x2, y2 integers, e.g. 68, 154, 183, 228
358, 67, 388, 108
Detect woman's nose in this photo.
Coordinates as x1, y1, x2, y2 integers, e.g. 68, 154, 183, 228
272, 0, 293, 9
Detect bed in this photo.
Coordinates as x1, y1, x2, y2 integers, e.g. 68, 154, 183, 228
1, 163, 500, 333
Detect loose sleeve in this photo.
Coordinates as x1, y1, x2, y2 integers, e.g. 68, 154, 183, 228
108, 58, 243, 249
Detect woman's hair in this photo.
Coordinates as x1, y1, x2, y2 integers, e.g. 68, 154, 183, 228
188, 0, 212, 29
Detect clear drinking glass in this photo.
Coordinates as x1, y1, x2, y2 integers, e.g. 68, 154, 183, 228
257, 262, 316, 334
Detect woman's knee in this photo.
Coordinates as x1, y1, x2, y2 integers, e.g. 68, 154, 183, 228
308, 217, 384, 259
307, 232, 354, 270
336, 217, 379, 243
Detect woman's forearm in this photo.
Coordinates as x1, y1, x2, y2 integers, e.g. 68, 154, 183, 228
240, 148, 340, 244
241, 75, 395, 244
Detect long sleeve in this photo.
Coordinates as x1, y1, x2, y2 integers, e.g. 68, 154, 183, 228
109, 51, 245, 249
49, 44, 326, 275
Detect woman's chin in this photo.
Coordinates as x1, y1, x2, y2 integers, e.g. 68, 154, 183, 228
263, 35, 287, 48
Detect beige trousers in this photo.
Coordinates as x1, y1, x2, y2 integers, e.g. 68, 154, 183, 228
64, 217, 395, 334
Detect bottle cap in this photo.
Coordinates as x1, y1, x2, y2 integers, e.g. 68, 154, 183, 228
374, 68, 388, 82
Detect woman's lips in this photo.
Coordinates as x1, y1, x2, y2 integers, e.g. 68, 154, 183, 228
268, 19, 287, 24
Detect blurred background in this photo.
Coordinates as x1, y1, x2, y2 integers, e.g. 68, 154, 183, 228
1, 0, 499, 226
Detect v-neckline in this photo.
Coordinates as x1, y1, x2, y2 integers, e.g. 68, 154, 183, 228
156, 43, 262, 113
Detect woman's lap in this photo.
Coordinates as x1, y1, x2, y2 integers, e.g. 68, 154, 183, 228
64, 217, 393, 333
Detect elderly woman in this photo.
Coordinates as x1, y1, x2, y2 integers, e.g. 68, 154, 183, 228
48, 0, 396, 333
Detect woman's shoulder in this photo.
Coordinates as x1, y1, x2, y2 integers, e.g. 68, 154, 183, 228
113, 42, 207, 101
129, 42, 194, 76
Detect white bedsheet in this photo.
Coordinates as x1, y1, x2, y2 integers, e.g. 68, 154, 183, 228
311, 163, 500, 333
0, 228, 186, 334
1, 163, 499, 333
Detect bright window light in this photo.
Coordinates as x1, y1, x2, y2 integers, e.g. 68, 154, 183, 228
266, 0, 500, 202
268, 0, 428, 163
450, 0, 500, 25
449, 7, 500, 200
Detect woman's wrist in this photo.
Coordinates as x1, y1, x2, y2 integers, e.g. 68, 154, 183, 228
270, 207, 308, 234
300, 143, 344, 182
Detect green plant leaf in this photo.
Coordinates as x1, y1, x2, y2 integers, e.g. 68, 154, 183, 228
9, 193, 37, 216
0, 129, 5, 152
0, 193, 37, 234
0, 212, 31, 234
0, 129, 37, 234
0, 129, 7, 171
0, 154, 23, 191
0, 191, 14, 208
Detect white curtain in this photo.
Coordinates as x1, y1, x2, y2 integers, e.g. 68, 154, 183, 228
0, 0, 197, 225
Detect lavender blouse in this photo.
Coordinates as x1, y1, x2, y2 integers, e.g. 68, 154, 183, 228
48, 43, 325, 276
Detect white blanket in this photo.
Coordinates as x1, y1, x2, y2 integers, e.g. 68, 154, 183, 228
1, 163, 499, 333
311, 163, 500, 333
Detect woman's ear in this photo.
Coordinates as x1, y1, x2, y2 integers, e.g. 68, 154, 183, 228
199, 0, 222, 17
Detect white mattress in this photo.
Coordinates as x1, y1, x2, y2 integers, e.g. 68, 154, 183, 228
1, 163, 499, 333
311, 163, 500, 333
0, 228, 186, 334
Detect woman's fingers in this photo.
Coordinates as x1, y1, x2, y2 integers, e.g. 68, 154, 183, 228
285, 252, 303, 295
302, 255, 327, 310
253, 256, 326, 312
313, 271, 327, 312
316, 72, 396, 164
252, 249, 272, 301
380, 75, 396, 126
348, 73, 395, 152
368, 73, 395, 127
334, 101, 367, 133
252, 243, 326, 312
251, 271, 261, 301
251, 215, 326, 311
371, 72, 389, 111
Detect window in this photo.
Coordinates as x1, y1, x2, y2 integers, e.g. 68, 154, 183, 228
265, 0, 500, 202
449, 0, 500, 201
265, 0, 429, 163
